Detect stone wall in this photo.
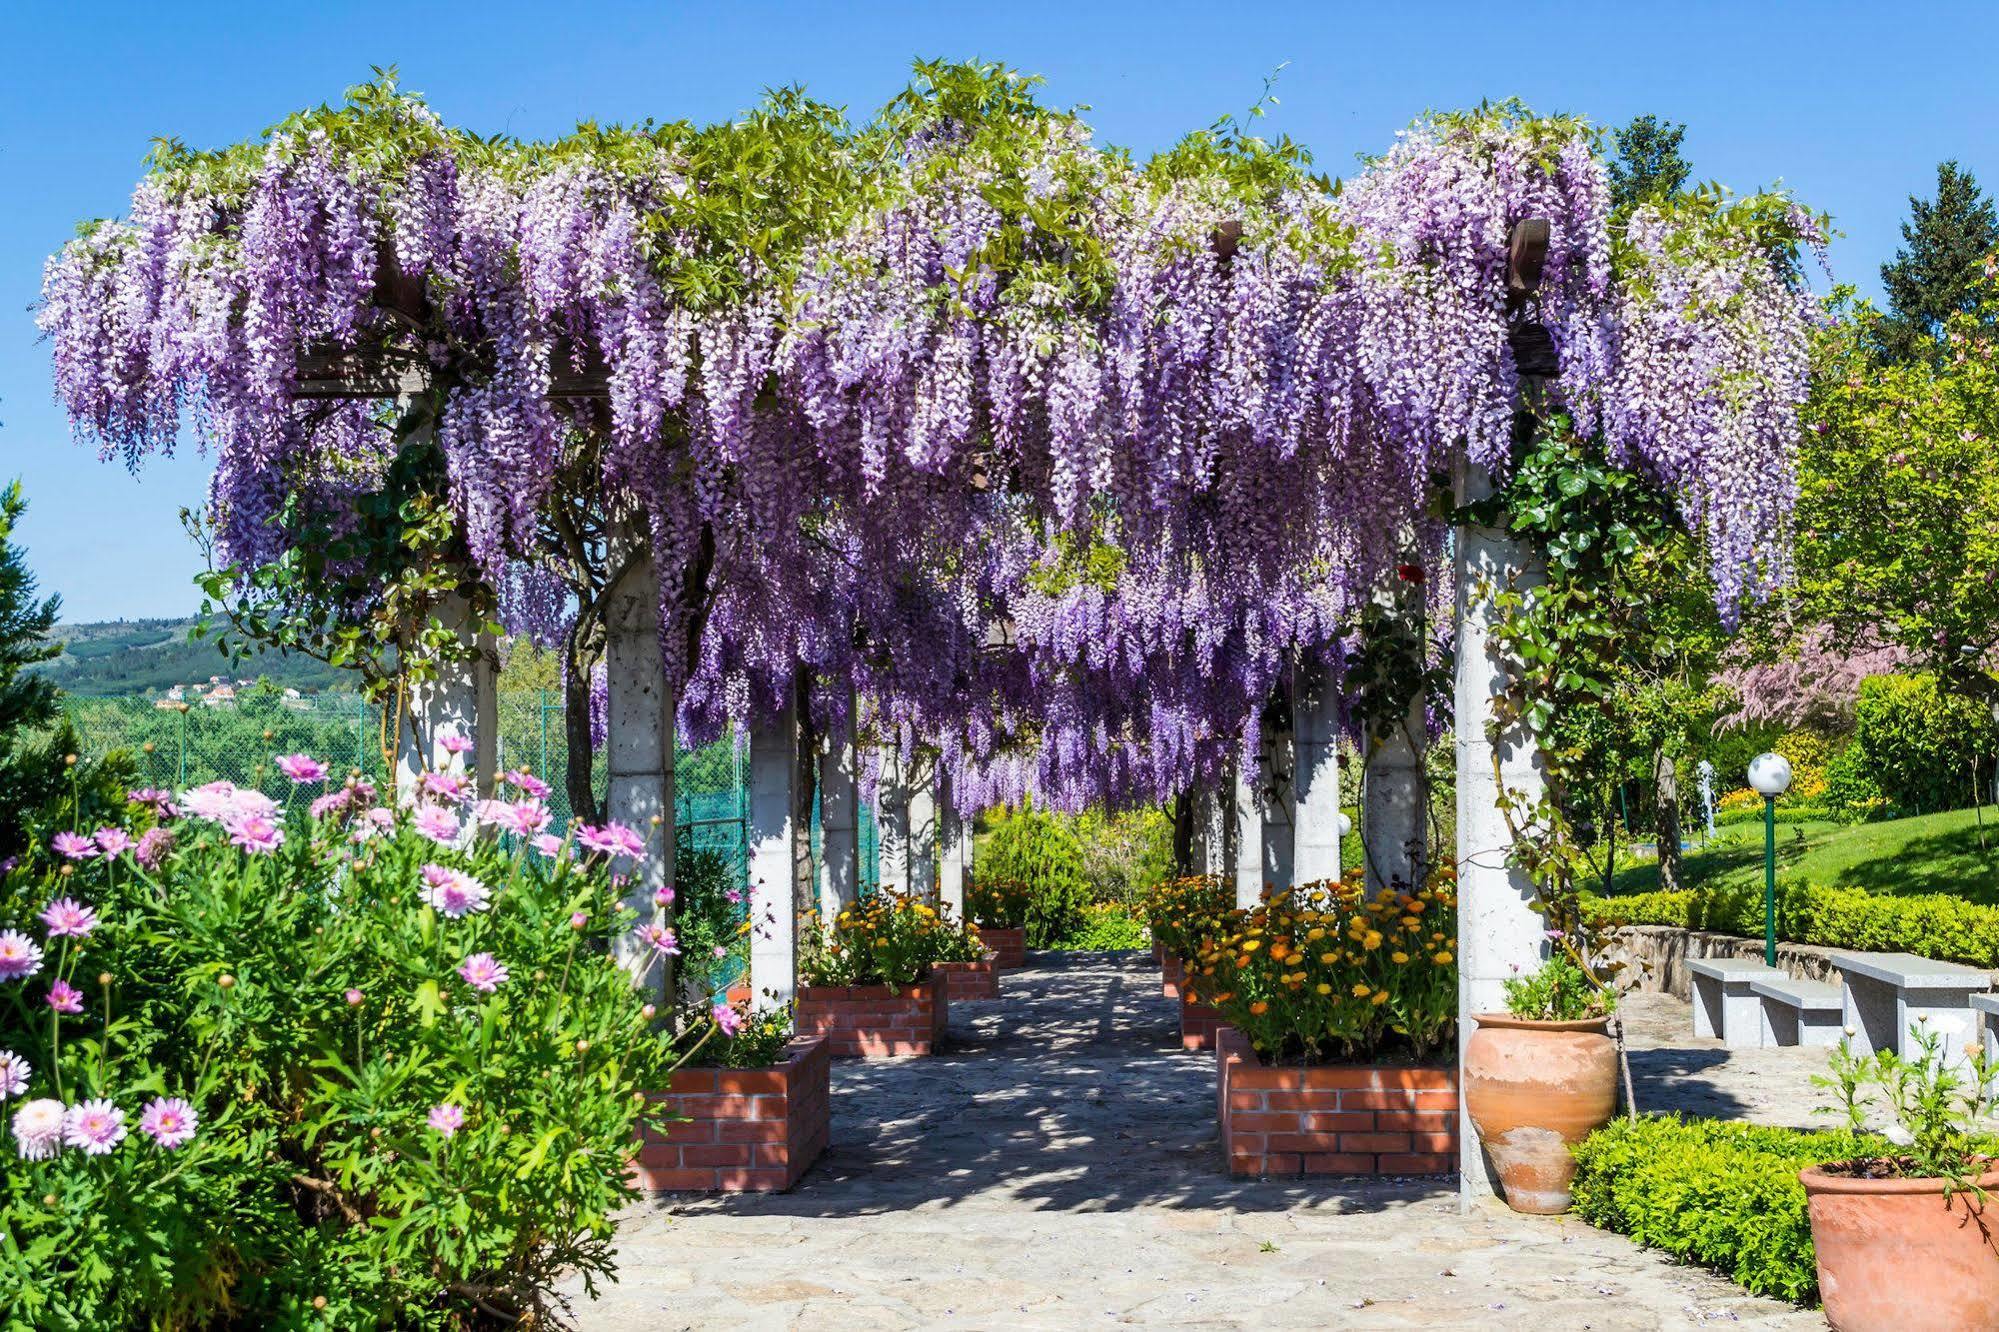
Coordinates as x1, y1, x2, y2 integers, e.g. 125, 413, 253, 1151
1603, 924, 1845, 1001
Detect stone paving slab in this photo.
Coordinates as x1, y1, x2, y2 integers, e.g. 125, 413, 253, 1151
564, 952, 1826, 1330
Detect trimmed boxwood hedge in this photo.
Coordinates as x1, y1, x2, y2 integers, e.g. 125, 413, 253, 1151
1571, 1117, 1889, 1304
1585, 882, 1999, 968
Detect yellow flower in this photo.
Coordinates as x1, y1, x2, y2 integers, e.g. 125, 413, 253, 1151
1352, 982, 1371, 998
1318, 951, 1338, 964
1250, 1000, 1269, 1015
1241, 939, 1261, 952
1315, 982, 1332, 996
1370, 990, 1389, 1006
1391, 951, 1409, 964
1362, 931, 1383, 951
1433, 951, 1453, 965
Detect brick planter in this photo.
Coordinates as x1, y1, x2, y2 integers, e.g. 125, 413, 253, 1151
631, 1036, 830, 1192
1216, 1026, 1457, 1177
934, 955, 1001, 1002
1161, 953, 1185, 1001
1180, 988, 1226, 1050
977, 925, 1027, 970
795, 980, 949, 1057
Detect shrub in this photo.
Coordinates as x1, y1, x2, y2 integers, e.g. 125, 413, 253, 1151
1586, 881, 1999, 967
1183, 868, 1457, 1064
0, 765, 685, 1329
1853, 673, 1997, 816
670, 835, 748, 998
799, 890, 982, 987
1502, 954, 1615, 1020
976, 806, 1090, 946
1070, 806, 1175, 906
1142, 874, 1232, 962
1051, 902, 1150, 950
1572, 1116, 1892, 1304
1821, 738, 1889, 822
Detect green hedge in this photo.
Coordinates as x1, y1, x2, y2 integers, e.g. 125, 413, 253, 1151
1586, 881, 1999, 967
1051, 901, 1151, 950
1572, 1117, 1886, 1304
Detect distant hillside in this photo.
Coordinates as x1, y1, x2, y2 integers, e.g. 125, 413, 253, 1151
34, 618, 355, 697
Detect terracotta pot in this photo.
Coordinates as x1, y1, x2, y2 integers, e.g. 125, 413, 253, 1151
1801, 1164, 1999, 1331
1462, 1013, 1618, 1214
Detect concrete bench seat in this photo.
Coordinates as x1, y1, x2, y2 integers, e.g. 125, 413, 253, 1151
1749, 973, 1843, 1048
1689, 957, 1779, 1049
1831, 952, 1994, 1070
1972, 992, 1999, 1063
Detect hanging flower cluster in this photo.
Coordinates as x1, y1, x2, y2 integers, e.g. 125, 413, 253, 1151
38, 67, 1822, 811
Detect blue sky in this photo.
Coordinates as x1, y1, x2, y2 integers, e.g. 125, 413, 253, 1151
2, 1, 1994, 622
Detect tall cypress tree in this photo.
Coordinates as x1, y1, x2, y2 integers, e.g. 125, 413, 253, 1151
1879, 161, 1999, 362
0, 481, 67, 855
1607, 115, 1691, 214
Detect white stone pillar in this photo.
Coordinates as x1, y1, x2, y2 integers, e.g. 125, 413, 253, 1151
1233, 761, 1264, 909
818, 704, 861, 927
938, 772, 967, 921
908, 761, 939, 902
1364, 694, 1427, 896
875, 745, 910, 893
1197, 783, 1229, 876
748, 698, 801, 1010
1293, 681, 1344, 886
1455, 455, 1550, 1206
603, 532, 677, 999
395, 593, 498, 801
1261, 717, 1295, 894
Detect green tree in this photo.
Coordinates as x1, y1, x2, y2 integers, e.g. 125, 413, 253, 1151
1607, 115, 1691, 213
0, 481, 69, 854
1878, 161, 1999, 362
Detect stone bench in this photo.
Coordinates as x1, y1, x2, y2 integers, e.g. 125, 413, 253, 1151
1749, 973, 1843, 1048
1972, 992, 1999, 1063
1689, 957, 1778, 1049
1831, 952, 1994, 1070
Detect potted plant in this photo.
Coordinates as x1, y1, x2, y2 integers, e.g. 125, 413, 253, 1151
795, 892, 976, 1056
1801, 1027, 1999, 1330
964, 877, 1032, 969
1463, 954, 1619, 1214
1144, 874, 1232, 999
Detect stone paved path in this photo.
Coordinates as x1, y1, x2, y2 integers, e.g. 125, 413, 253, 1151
570, 951, 1826, 1330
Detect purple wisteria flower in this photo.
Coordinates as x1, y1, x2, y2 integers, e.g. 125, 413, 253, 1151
420, 864, 492, 918
0, 931, 44, 982
39, 898, 98, 939
428, 1102, 466, 1137
92, 827, 132, 857
63, 1098, 125, 1155
51, 831, 97, 861
138, 1096, 198, 1149
12, 1098, 65, 1160
457, 952, 510, 993
45, 980, 84, 1015
274, 752, 328, 783
0, 1051, 29, 1098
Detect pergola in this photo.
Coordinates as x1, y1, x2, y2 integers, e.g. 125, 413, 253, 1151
39, 71, 1817, 1205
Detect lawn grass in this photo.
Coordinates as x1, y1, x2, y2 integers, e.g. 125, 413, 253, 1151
1608, 805, 1999, 905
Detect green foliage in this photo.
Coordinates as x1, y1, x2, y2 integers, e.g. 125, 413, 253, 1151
1816, 1028, 1998, 1188
667, 835, 747, 1001
0, 787, 678, 1328
1070, 805, 1175, 906
964, 876, 1033, 930
1572, 1116, 1890, 1304
977, 806, 1091, 947
1501, 954, 1615, 1021
0, 483, 69, 859
1850, 673, 1996, 816
699, 1005, 794, 1070
1877, 161, 1999, 362
1821, 739, 1888, 822
1050, 902, 1150, 951
1607, 114, 1690, 214
1587, 878, 1999, 967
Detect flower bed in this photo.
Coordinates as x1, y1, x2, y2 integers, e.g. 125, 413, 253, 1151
976, 925, 1027, 970
1161, 952, 1185, 1000
1181, 989, 1226, 1050
795, 981, 949, 1057
1217, 1027, 1457, 1176
934, 955, 1001, 1001
633, 1036, 831, 1192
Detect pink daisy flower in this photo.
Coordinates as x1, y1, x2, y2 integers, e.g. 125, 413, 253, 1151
634, 923, 680, 957
0, 1051, 29, 1098
63, 1098, 125, 1155
45, 979, 83, 1014
274, 753, 328, 784
127, 788, 176, 816
652, 885, 675, 907
532, 834, 565, 858
0, 931, 44, 981
134, 826, 174, 869
413, 804, 462, 847
138, 1096, 198, 1150
499, 799, 551, 837
457, 952, 510, 993
39, 898, 97, 939
428, 1102, 466, 1137
438, 733, 475, 757
504, 769, 552, 800
712, 1003, 744, 1037
344, 987, 364, 1006
418, 771, 471, 805
50, 831, 97, 861
92, 827, 132, 857
420, 865, 492, 919
577, 822, 646, 860
176, 781, 241, 822
12, 1098, 65, 1160
308, 789, 352, 820
227, 814, 284, 855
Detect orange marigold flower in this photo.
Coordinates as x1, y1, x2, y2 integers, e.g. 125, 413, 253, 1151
1433, 951, 1453, 965
1351, 982, 1371, 998
1250, 1000, 1269, 1015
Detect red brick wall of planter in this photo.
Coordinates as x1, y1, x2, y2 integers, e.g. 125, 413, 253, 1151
1215, 1026, 1457, 1177
1180, 988, 1225, 1050
795, 981, 949, 1057
934, 956, 1000, 1002
631, 1036, 831, 1192
976, 925, 1027, 970
1161, 953, 1184, 1001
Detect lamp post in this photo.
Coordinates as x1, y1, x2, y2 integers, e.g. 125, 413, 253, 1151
1747, 753, 1793, 966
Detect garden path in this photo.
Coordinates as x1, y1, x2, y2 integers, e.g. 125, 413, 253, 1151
575, 952, 1827, 1330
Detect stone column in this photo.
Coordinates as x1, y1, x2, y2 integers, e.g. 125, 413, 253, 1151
1364, 694, 1427, 896
1261, 716, 1296, 894
1198, 783, 1229, 876
818, 703, 861, 927
603, 528, 677, 1000
1455, 454, 1549, 1207
395, 592, 499, 801
1293, 679, 1344, 886
1233, 760, 1264, 909
748, 697, 801, 1010
908, 760, 939, 902
937, 772, 967, 921
875, 745, 910, 893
